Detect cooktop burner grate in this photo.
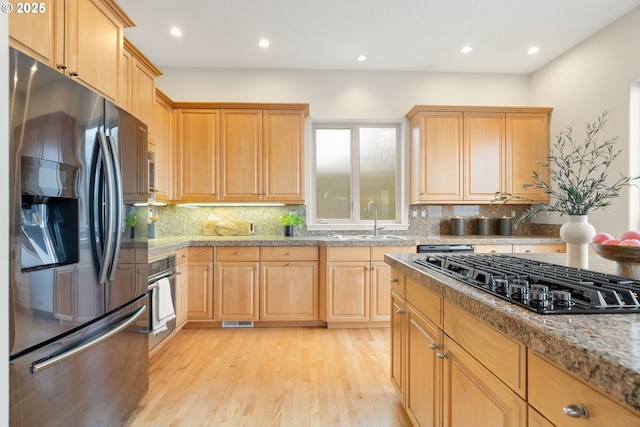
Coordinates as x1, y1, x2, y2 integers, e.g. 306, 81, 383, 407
414, 254, 640, 314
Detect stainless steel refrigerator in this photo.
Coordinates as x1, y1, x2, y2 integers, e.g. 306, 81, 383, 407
8, 47, 150, 426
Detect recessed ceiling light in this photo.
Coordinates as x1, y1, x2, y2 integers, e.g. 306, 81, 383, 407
460, 45, 473, 54
259, 39, 270, 48
169, 27, 182, 37
528, 46, 540, 55
357, 55, 367, 62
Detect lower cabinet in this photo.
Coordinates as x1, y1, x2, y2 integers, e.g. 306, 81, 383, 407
186, 247, 214, 321
214, 247, 260, 321
475, 243, 565, 254
174, 248, 189, 329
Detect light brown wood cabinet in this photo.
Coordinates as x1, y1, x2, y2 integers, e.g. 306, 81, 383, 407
10, 0, 133, 103
320, 246, 416, 325
475, 243, 566, 254
186, 247, 214, 321
119, 113, 149, 203
259, 247, 319, 321
407, 106, 552, 204
214, 247, 260, 321
119, 38, 162, 137
174, 248, 189, 330
153, 90, 174, 202
174, 104, 308, 204
176, 109, 221, 202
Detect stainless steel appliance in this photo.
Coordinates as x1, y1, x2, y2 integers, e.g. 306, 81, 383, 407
9, 48, 149, 425
417, 244, 475, 254
414, 254, 640, 314
147, 255, 177, 350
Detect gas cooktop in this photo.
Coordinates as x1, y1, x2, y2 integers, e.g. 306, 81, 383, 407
414, 254, 640, 314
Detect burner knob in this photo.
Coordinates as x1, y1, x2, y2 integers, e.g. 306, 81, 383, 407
552, 290, 573, 306
510, 284, 529, 300
494, 279, 509, 295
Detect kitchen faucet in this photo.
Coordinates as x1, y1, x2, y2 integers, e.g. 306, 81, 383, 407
365, 201, 379, 236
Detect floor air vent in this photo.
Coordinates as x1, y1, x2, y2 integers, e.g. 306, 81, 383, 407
222, 321, 254, 328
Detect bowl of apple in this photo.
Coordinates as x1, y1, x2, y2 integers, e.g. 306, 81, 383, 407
591, 230, 640, 278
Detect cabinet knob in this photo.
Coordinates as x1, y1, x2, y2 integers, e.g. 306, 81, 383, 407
287, 251, 291, 256
563, 403, 589, 419
390, 278, 399, 283
235, 251, 240, 255
396, 308, 404, 314
56, 64, 67, 70
287, 262, 291, 267
69, 71, 79, 77
436, 352, 448, 359
428, 343, 440, 350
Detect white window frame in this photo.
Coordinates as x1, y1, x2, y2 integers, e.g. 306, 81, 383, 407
306, 119, 408, 231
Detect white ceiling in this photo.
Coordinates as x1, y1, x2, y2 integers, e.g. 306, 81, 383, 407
119, 0, 640, 74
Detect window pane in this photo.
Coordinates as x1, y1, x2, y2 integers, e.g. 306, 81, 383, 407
316, 129, 351, 219
359, 127, 397, 220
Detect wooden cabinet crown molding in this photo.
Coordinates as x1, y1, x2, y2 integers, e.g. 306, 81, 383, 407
124, 37, 163, 77
173, 102, 310, 117
156, 88, 174, 106
406, 105, 553, 119
100, 0, 136, 27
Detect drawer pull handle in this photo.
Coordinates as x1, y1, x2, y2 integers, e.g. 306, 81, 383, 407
428, 343, 439, 350
396, 308, 404, 315
390, 278, 399, 283
563, 403, 589, 419
436, 352, 448, 359
235, 251, 240, 255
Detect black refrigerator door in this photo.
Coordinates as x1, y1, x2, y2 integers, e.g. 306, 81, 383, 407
9, 294, 149, 427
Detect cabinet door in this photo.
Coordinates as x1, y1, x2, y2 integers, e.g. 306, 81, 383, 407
464, 112, 505, 200
132, 60, 156, 136
262, 109, 305, 203
220, 109, 262, 200
405, 303, 443, 427
410, 112, 463, 202
442, 336, 527, 427
178, 109, 220, 201
154, 92, 173, 202
187, 261, 213, 320
175, 263, 189, 329
390, 290, 406, 401
325, 261, 370, 322
260, 261, 318, 321
506, 112, 550, 202
70, 0, 123, 102
9, 0, 57, 66
119, 115, 148, 203
214, 262, 259, 321
370, 261, 392, 321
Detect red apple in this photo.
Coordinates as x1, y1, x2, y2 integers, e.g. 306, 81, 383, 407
601, 239, 620, 245
620, 230, 640, 241
592, 232, 614, 244
619, 239, 640, 246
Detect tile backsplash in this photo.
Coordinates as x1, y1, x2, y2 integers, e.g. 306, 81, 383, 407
148, 203, 560, 238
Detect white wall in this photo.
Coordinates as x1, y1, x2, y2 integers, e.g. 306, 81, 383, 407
158, 68, 532, 119
1, 10, 9, 427
531, 7, 640, 237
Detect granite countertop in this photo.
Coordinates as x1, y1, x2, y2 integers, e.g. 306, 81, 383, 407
384, 252, 640, 414
147, 234, 563, 257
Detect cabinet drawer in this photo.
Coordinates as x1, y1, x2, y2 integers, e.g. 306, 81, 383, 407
475, 244, 512, 253
390, 269, 405, 297
406, 278, 442, 328
187, 247, 214, 262
117, 248, 136, 264
216, 246, 259, 261
325, 246, 370, 261
135, 248, 148, 263
528, 351, 640, 427
513, 244, 565, 253
176, 248, 189, 264
371, 245, 416, 261
260, 246, 318, 261
443, 301, 526, 397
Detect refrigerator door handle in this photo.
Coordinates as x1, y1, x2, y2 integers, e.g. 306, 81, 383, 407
95, 131, 116, 284
29, 305, 147, 374
105, 134, 123, 280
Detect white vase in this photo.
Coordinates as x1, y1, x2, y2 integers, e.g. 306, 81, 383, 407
559, 215, 596, 269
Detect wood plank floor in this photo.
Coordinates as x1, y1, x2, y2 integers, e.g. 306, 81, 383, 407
124, 327, 412, 427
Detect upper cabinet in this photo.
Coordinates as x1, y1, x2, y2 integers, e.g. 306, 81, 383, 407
119, 38, 162, 138
10, 0, 135, 103
174, 103, 309, 204
154, 90, 174, 203
407, 106, 552, 204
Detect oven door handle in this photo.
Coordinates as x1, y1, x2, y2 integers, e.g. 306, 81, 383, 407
147, 272, 179, 289
29, 305, 146, 374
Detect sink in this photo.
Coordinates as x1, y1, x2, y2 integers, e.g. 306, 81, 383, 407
327, 234, 406, 241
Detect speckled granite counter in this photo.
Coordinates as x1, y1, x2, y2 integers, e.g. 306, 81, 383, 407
148, 234, 563, 258
384, 252, 640, 414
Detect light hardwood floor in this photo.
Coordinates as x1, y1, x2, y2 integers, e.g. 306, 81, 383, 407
124, 327, 411, 427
